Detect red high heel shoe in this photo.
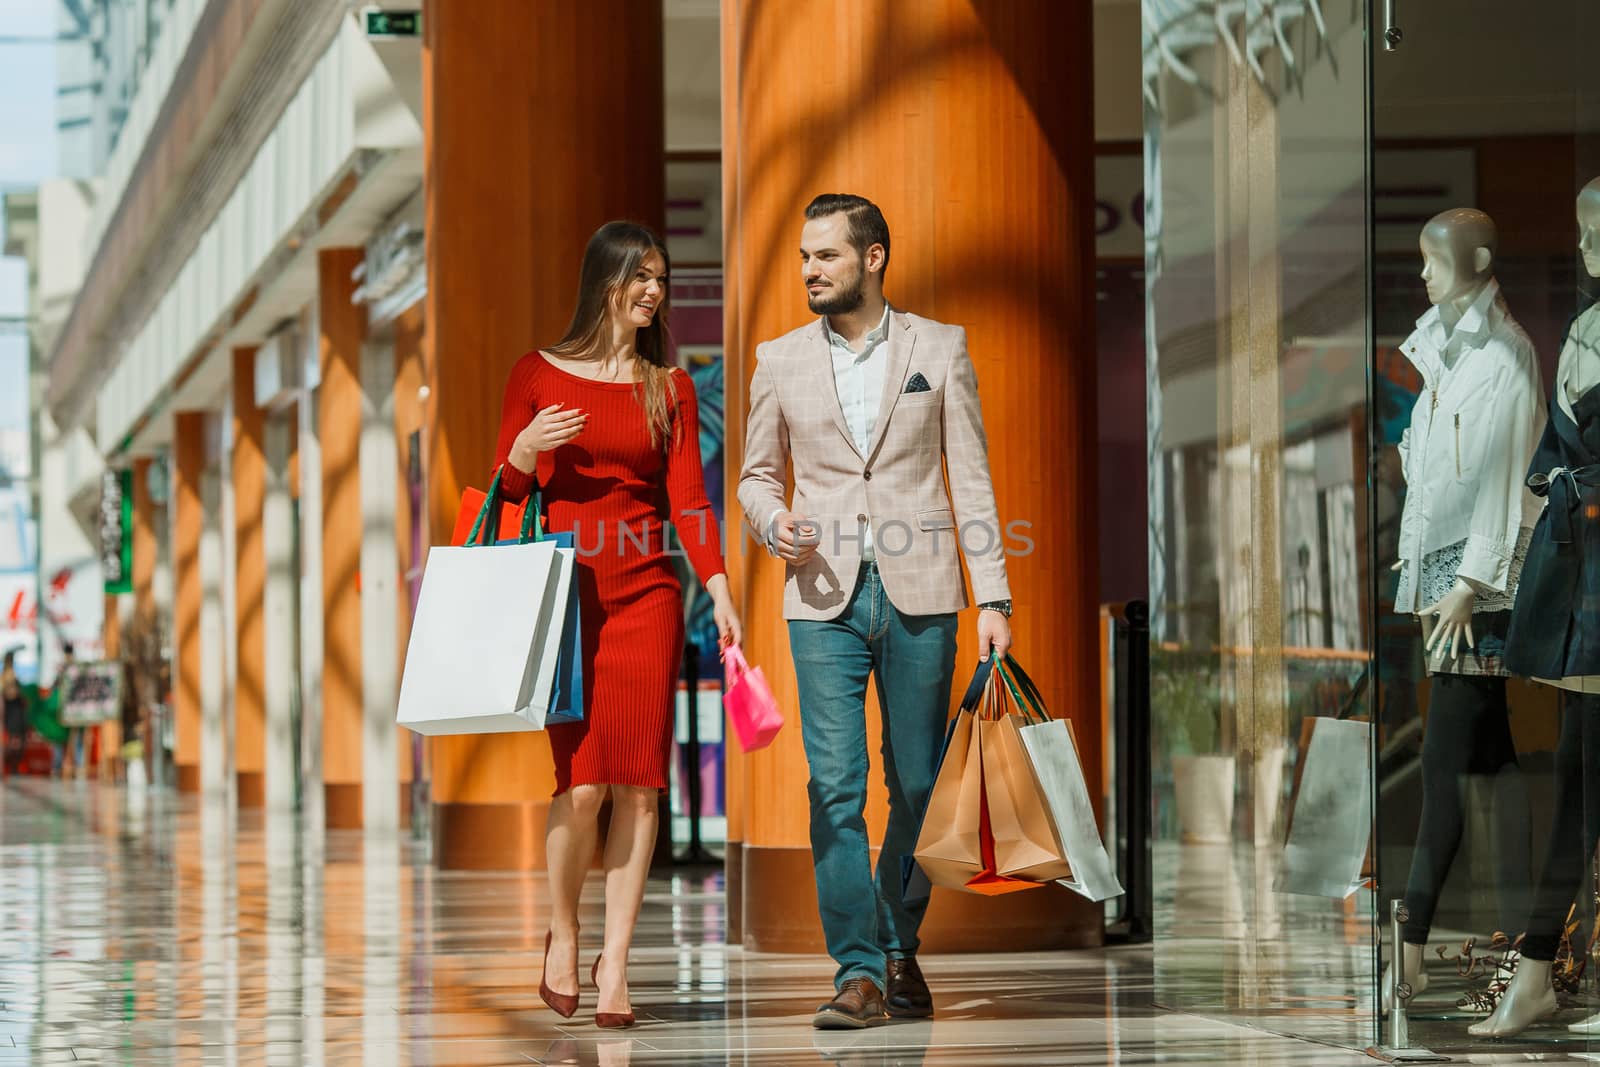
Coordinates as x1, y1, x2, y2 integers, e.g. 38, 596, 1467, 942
539, 931, 578, 1018
592, 954, 636, 1029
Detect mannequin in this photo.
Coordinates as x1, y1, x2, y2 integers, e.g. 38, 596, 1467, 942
1472, 179, 1600, 1039
1383, 208, 1544, 1013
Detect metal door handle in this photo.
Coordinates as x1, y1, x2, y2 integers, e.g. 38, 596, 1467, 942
1383, 0, 1403, 50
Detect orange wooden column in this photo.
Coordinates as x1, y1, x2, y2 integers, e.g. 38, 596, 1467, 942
320, 248, 368, 829
422, 0, 664, 869
723, 0, 1102, 951
232, 348, 267, 808
173, 413, 206, 794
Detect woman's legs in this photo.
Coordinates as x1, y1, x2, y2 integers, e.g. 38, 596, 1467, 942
544, 783, 607, 998
595, 784, 659, 1014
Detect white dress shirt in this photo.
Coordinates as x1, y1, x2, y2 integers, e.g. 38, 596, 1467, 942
1394, 279, 1545, 612
765, 304, 893, 561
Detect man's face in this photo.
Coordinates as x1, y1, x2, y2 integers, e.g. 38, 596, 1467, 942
1419, 232, 1474, 306
800, 213, 867, 316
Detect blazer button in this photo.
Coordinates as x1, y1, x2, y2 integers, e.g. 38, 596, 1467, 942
863, 470, 872, 481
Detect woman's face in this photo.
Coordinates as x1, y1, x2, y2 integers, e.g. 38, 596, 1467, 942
614, 248, 667, 332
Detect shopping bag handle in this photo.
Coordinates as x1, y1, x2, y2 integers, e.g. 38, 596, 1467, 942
958, 657, 994, 714
722, 642, 750, 676
996, 654, 1051, 726
465, 465, 545, 546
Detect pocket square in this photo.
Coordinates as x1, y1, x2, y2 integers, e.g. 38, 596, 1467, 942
904, 372, 931, 394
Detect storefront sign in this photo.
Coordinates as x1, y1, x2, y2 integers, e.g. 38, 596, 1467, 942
59, 660, 122, 727
100, 469, 132, 595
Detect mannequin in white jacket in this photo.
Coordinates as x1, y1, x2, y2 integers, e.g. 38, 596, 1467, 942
1383, 208, 1545, 1015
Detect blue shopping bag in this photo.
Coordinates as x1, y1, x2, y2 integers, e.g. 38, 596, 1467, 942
470, 469, 586, 727
538, 530, 584, 726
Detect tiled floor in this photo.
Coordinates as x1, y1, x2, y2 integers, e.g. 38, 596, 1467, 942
0, 778, 1594, 1066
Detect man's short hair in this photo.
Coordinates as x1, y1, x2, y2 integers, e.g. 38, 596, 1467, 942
805, 194, 890, 272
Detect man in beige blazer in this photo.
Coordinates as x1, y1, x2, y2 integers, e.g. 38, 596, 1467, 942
738, 194, 1015, 1029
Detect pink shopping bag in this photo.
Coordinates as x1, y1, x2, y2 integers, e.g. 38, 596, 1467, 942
722, 643, 784, 752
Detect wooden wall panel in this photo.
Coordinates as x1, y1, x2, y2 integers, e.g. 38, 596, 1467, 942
319, 248, 367, 827
232, 347, 266, 805
422, 0, 665, 850
723, 0, 1101, 947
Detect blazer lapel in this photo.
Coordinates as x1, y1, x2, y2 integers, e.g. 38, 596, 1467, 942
865, 311, 916, 462
809, 318, 863, 461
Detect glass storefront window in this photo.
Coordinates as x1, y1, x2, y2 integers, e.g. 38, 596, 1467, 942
1146, 0, 1600, 1056
1144, 0, 1376, 1049
1371, 2, 1600, 1056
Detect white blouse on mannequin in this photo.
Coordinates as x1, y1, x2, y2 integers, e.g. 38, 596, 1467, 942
1394, 279, 1545, 616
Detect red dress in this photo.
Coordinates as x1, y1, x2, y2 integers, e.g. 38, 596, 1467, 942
493, 352, 725, 794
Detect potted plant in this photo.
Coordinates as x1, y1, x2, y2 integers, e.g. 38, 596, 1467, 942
1152, 651, 1233, 844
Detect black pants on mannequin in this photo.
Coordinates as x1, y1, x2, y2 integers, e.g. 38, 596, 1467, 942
1519, 691, 1600, 962
1401, 674, 1531, 946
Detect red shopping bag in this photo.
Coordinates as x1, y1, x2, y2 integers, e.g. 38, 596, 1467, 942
914, 658, 1041, 896
962, 711, 1045, 896
451, 485, 527, 547
722, 643, 783, 752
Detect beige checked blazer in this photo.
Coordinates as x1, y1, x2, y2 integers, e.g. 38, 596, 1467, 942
737, 308, 1012, 621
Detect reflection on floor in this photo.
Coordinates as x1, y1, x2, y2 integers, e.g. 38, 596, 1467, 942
1153, 839, 1600, 1062
1404, 962, 1600, 1057
0, 779, 1588, 1066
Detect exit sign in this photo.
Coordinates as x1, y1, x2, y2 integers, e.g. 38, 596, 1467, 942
363, 8, 421, 38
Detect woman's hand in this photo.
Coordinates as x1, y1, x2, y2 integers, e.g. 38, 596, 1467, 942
1421, 578, 1477, 661
509, 403, 586, 472
706, 574, 743, 649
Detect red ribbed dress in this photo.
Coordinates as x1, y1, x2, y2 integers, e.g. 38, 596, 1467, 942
493, 352, 725, 794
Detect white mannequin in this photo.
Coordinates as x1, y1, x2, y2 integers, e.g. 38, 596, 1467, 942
1383, 209, 1532, 1012
1394, 208, 1500, 661
1470, 178, 1600, 1039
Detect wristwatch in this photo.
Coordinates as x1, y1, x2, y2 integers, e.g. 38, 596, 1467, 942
979, 600, 1013, 618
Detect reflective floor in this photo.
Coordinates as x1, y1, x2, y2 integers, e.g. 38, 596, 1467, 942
0, 779, 1590, 1067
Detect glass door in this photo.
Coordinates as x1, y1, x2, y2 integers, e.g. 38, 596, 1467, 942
1143, 0, 1378, 1051
1371, 2, 1600, 1056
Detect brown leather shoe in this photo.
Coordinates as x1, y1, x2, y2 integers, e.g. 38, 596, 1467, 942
812, 977, 890, 1030
885, 956, 933, 1018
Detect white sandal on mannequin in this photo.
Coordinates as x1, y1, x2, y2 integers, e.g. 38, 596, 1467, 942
1468, 958, 1557, 1038
1381, 943, 1430, 1013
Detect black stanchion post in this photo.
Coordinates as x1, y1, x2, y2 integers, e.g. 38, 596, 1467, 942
1125, 600, 1152, 941
678, 640, 714, 864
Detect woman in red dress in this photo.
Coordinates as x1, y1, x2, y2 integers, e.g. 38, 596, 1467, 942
493, 221, 740, 1028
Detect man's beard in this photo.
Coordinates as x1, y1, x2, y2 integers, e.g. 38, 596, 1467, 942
807, 270, 866, 315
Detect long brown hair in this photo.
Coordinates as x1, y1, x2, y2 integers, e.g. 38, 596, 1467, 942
548, 221, 679, 449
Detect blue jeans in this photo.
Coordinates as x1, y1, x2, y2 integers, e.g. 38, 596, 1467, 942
788, 562, 959, 991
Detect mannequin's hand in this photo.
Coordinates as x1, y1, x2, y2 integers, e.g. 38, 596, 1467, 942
1421, 579, 1477, 661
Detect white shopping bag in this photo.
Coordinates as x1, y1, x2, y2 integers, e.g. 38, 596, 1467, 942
1017, 718, 1126, 903
1277, 717, 1372, 898
996, 654, 1125, 903
396, 538, 566, 735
